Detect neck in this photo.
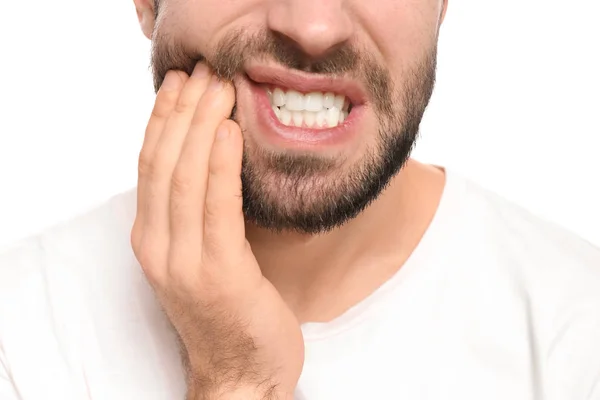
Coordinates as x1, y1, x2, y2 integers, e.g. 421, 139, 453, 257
245, 159, 446, 323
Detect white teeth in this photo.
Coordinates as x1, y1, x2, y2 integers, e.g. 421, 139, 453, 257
292, 111, 304, 127
267, 86, 352, 129
333, 94, 345, 110
272, 88, 286, 107
323, 92, 335, 109
271, 105, 348, 128
304, 92, 324, 112
267, 87, 350, 113
326, 106, 340, 128
286, 90, 304, 111
279, 107, 292, 126
272, 105, 281, 119
303, 111, 316, 128
272, 107, 347, 128
316, 110, 327, 127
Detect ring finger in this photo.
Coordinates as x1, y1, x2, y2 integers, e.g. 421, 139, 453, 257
141, 63, 212, 254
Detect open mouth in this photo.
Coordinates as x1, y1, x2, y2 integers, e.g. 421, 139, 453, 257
241, 64, 368, 147
263, 86, 352, 129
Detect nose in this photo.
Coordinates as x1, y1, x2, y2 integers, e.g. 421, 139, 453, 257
267, 0, 353, 59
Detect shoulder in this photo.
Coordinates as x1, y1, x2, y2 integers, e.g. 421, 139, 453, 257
0, 188, 140, 395
458, 174, 600, 277
0, 189, 185, 398
454, 173, 600, 301
452, 173, 600, 399
442, 170, 600, 311
0, 188, 138, 328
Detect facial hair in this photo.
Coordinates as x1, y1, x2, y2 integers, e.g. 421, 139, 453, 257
150, 28, 437, 234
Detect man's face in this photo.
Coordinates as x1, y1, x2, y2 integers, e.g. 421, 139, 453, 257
146, 0, 446, 234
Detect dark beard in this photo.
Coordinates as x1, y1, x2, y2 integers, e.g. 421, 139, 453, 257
150, 28, 437, 234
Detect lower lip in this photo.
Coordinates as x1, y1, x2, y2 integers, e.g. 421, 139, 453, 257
246, 79, 365, 148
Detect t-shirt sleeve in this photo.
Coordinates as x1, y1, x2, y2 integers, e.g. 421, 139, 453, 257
545, 302, 600, 400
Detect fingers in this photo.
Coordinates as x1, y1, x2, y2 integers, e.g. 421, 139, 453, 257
143, 64, 212, 236
136, 63, 212, 281
203, 119, 246, 259
168, 76, 236, 251
133, 70, 187, 250
135, 61, 246, 285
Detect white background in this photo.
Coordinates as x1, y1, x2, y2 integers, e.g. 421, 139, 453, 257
0, 0, 598, 252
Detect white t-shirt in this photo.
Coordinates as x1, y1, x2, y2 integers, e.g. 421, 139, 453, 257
1, 170, 599, 400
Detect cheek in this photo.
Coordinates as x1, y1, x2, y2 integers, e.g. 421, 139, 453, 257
350, 0, 440, 67
159, 0, 266, 55
158, 0, 231, 52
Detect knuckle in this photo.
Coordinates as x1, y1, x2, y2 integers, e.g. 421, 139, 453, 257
147, 160, 163, 183
151, 97, 173, 119
173, 96, 194, 115
136, 239, 168, 286
137, 152, 153, 178
192, 88, 234, 124
170, 170, 193, 198
144, 148, 172, 183
203, 246, 225, 267
200, 244, 227, 277
137, 249, 155, 273
167, 259, 200, 290
203, 199, 223, 223
200, 241, 245, 287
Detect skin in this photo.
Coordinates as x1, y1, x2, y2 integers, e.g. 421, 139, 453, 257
131, 0, 448, 398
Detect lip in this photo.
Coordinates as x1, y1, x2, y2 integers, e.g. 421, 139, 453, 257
238, 76, 367, 149
244, 62, 367, 107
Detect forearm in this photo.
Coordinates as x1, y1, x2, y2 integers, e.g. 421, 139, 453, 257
180, 337, 296, 400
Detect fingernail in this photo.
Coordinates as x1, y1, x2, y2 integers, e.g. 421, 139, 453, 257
216, 125, 230, 141
192, 63, 209, 79
209, 74, 223, 91
161, 71, 181, 91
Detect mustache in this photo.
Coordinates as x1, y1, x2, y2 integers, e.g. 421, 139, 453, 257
151, 28, 362, 90
150, 28, 394, 115
212, 29, 362, 78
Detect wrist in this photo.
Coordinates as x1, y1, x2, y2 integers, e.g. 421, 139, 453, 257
187, 383, 294, 400
218, 386, 292, 400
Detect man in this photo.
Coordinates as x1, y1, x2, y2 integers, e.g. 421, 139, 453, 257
1, 0, 599, 398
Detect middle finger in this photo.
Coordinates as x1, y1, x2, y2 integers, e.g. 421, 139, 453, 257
143, 63, 212, 240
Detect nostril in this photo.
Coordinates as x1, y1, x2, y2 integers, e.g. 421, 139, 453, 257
267, 3, 354, 61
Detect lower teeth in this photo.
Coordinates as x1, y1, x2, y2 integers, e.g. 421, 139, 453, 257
273, 106, 350, 128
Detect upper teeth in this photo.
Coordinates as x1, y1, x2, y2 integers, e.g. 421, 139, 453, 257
267, 87, 350, 129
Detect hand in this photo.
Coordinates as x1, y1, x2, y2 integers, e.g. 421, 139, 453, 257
131, 62, 304, 399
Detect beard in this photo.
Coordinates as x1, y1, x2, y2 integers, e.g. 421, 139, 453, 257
150, 27, 437, 235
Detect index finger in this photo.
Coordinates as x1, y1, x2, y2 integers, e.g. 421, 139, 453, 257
168, 76, 236, 248
133, 71, 187, 247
